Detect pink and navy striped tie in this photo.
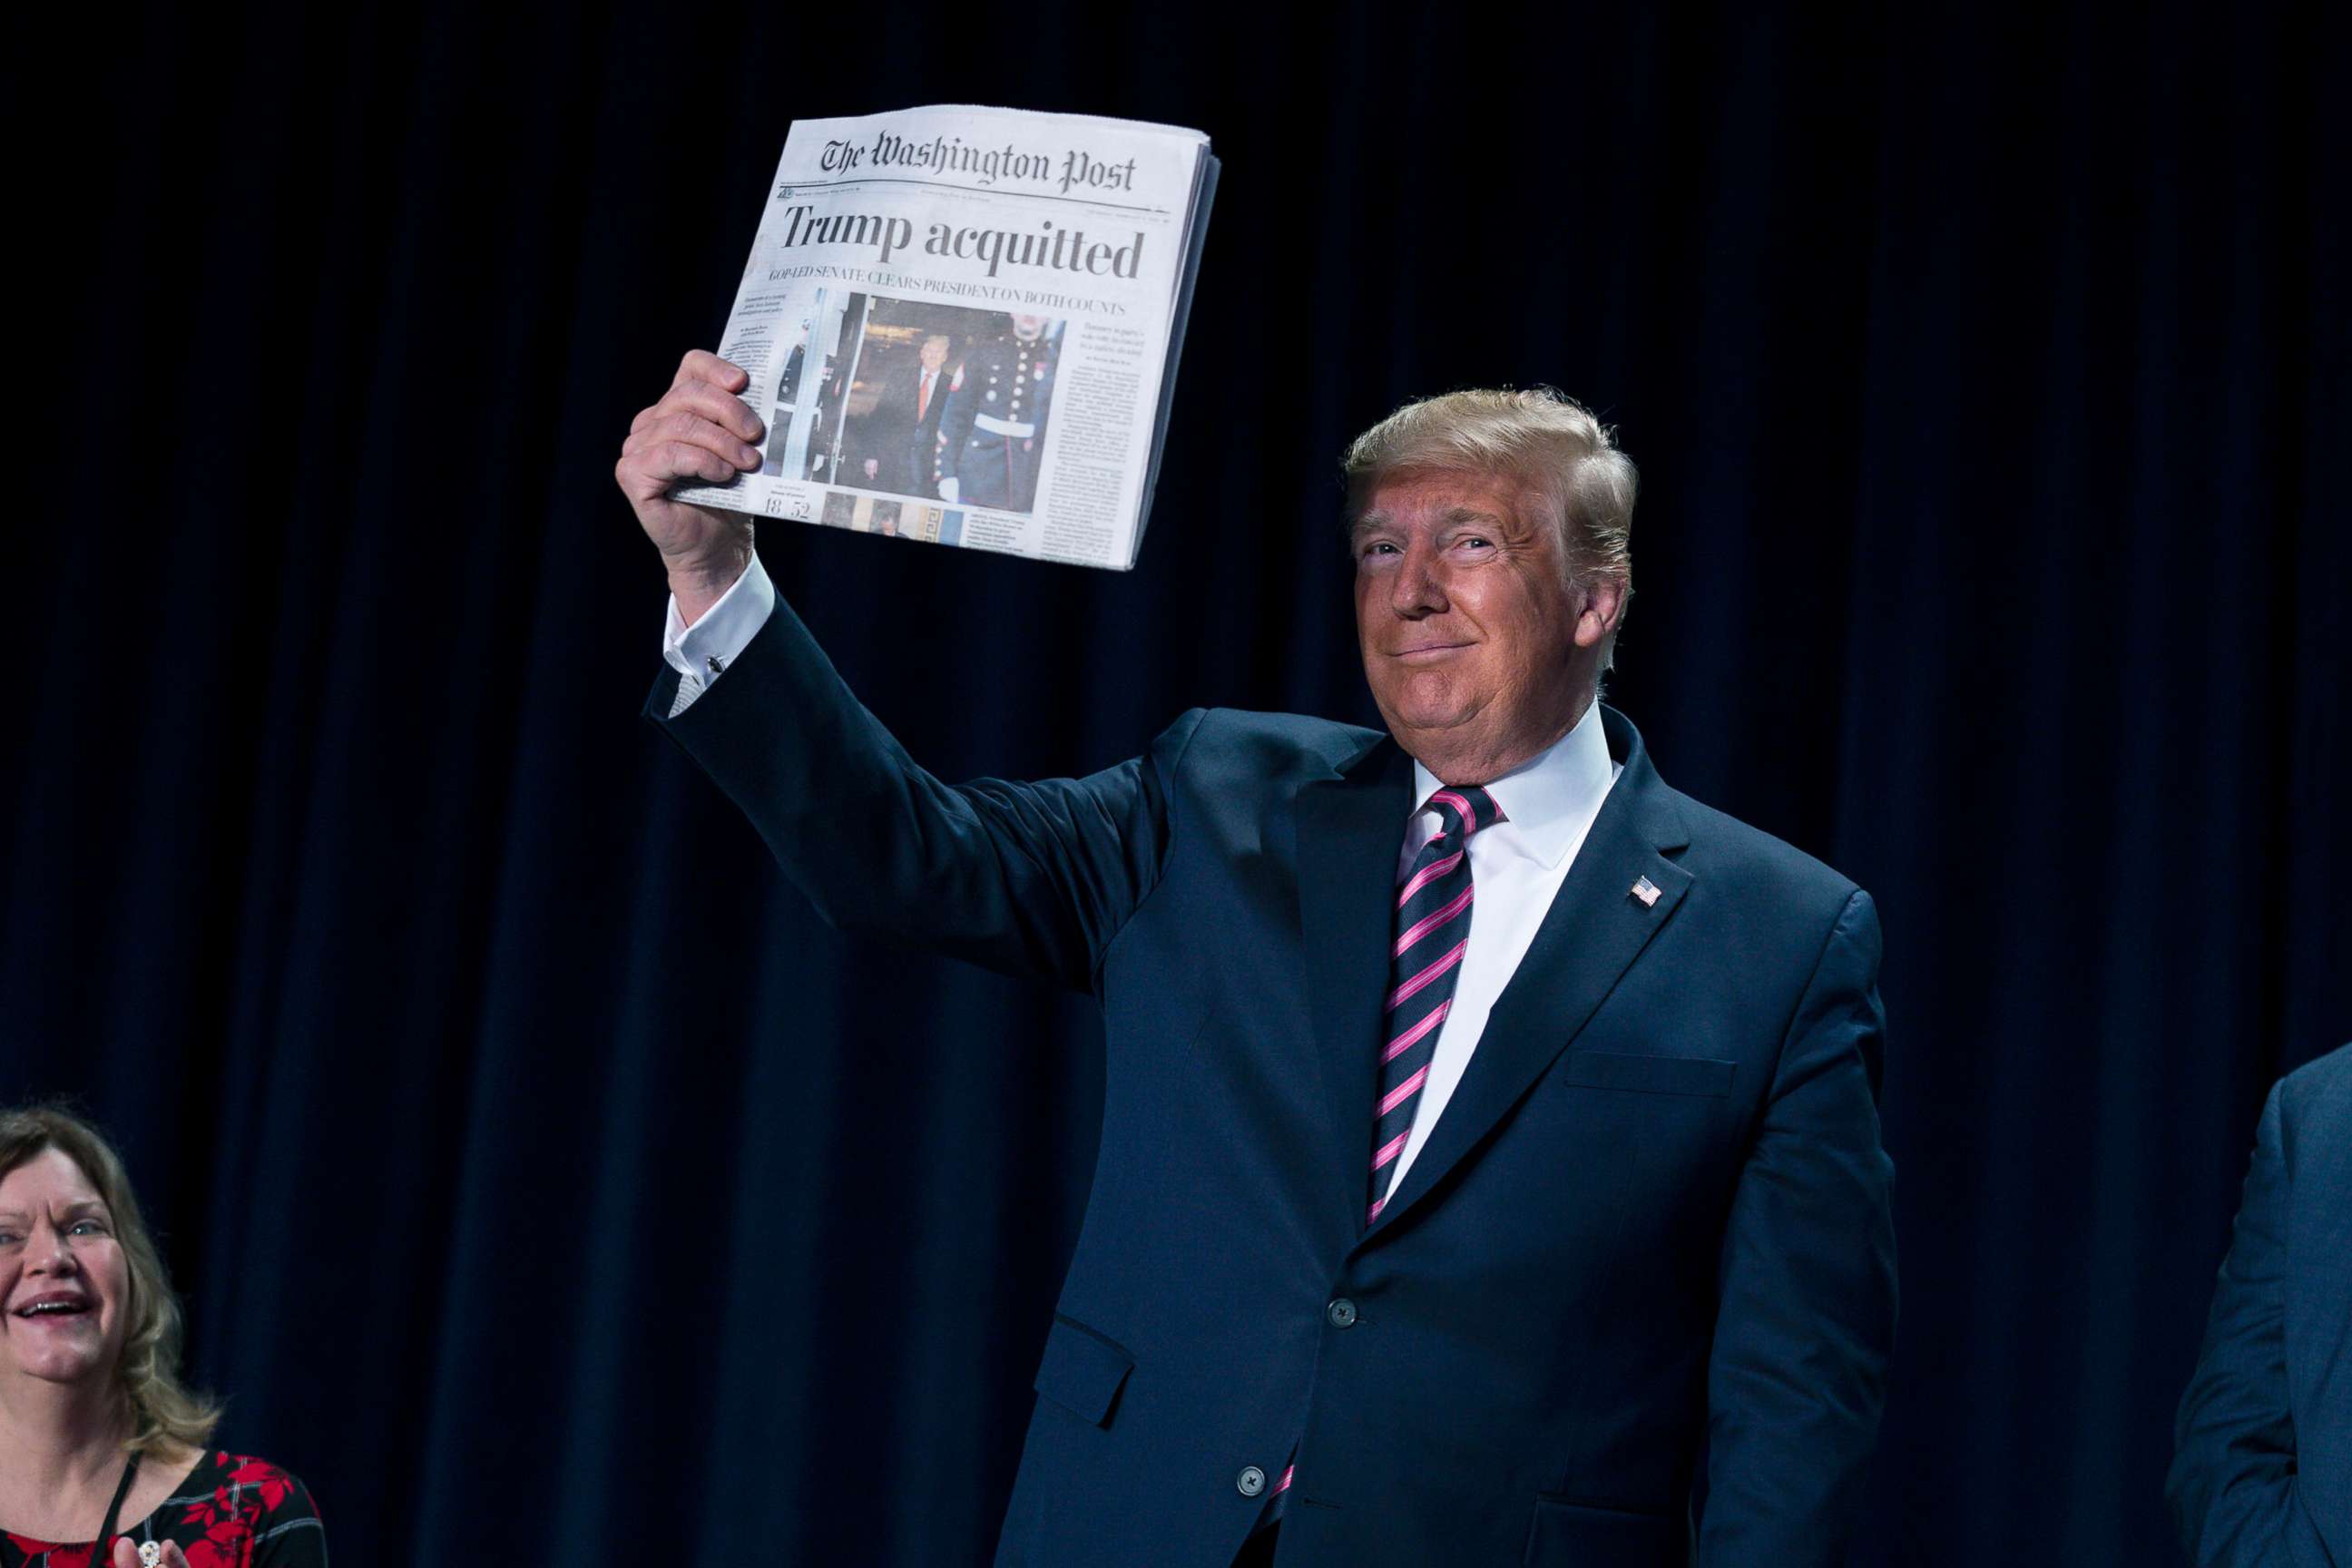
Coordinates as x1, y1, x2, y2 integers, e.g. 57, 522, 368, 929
1247, 787, 1501, 1544
1368, 783, 1500, 1225
1250, 785, 1503, 1543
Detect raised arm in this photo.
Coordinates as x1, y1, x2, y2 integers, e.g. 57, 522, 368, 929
654, 588, 1195, 989
615, 349, 1192, 991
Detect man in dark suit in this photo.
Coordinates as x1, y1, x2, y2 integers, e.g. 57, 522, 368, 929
850, 332, 955, 495
615, 351, 1897, 1566
2171, 1041, 2352, 1567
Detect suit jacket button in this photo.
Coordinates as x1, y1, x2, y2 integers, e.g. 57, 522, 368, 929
1327, 1298, 1357, 1328
1236, 1465, 1266, 1497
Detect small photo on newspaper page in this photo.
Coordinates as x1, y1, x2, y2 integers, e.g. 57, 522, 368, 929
671, 104, 1218, 571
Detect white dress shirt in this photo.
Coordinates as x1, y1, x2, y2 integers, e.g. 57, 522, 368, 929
662, 553, 775, 716
660, 554, 1624, 1191
1386, 704, 1621, 1194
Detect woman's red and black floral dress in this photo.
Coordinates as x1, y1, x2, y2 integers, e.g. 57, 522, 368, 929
1, 1452, 324, 1567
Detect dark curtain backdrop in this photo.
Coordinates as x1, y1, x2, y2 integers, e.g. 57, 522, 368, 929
6, 2, 2346, 1563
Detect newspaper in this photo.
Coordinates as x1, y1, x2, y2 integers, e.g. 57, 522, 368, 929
672, 105, 1218, 570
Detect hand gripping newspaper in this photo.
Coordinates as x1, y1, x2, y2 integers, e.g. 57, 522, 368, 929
671, 105, 1218, 570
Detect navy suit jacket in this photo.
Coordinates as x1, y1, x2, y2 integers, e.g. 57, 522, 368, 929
2171, 1042, 2352, 1567
651, 592, 1897, 1567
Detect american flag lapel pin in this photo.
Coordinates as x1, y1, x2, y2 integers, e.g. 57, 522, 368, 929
1631, 876, 1661, 908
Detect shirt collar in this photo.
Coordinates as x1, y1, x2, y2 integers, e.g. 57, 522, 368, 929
1408, 700, 1618, 868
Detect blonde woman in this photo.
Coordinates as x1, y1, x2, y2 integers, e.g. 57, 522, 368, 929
0, 1107, 325, 1567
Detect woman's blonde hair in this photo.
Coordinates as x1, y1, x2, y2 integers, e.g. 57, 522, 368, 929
0, 1105, 221, 1455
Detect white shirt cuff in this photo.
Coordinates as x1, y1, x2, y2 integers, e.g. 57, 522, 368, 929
661, 553, 776, 714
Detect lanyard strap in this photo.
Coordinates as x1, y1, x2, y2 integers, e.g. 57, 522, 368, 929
94, 1451, 141, 1560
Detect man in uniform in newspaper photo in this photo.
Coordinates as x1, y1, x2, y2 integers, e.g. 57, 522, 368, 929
935, 312, 1060, 513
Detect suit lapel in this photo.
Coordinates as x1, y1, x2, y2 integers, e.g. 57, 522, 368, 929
1362, 710, 1694, 1240
1296, 737, 1416, 1238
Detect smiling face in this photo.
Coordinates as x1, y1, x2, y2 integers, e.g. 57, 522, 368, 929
1352, 470, 1622, 783
0, 1148, 130, 1392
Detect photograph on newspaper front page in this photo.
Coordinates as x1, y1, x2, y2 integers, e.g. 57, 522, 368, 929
808, 488, 966, 543
794, 293, 1065, 516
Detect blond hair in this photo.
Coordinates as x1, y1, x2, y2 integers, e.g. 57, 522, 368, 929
0, 1105, 221, 1455
1342, 387, 1637, 666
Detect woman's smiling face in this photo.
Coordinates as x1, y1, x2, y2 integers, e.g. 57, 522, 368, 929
0, 1147, 131, 1391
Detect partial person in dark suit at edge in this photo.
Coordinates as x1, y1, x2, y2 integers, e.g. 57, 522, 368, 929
2171, 1040, 2352, 1567
615, 352, 1897, 1566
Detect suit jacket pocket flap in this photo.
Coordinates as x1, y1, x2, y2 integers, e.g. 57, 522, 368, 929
1034, 1316, 1134, 1427
1563, 1051, 1736, 1098
1524, 1496, 1685, 1566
